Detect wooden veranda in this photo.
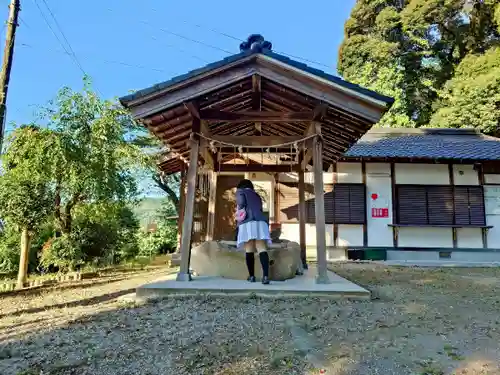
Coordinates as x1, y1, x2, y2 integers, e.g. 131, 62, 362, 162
120, 34, 393, 283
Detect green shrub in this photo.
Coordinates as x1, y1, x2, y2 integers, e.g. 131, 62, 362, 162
40, 234, 84, 272
40, 202, 141, 271
0, 227, 20, 274
138, 222, 177, 258
0, 224, 48, 275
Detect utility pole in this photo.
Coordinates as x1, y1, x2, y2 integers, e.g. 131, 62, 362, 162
0, 0, 20, 150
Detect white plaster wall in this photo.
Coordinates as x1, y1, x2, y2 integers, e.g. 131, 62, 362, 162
388, 251, 500, 263
485, 183, 500, 248
397, 227, 454, 248
395, 163, 449, 185
456, 228, 483, 248
395, 163, 452, 248
485, 174, 500, 184
453, 165, 482, 247
487, 216, 500, 248
280, 223, 335, 247
451, 252, 500, 262
335, 163, 364, 246
365, 163, 393, 247
337, 225, 363, 246
453, 165, 479, 185
277, 172, 335, 184
337, 163, 362, 183
387, 251, 440, 261
277, 163, 489, 251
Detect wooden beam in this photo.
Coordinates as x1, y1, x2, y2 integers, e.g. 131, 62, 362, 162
390, 162, 398, 248
129, 64, 256, 118
192, 115, 201, 134
200, 147, 215, 169
158, 150, 190, 167
312, 122, 329, 284
206, 135, 304, 147
177, 139, 200, 281
200, 120, 211, 136
362, 161, 368, 247
177, 168, 186, 251
200, 109, 318, 123
273, 173, 279, 223
252, 75, 262, 134
301, 122, 320, 169
298, 170, 307, 268
301, 148, 313, 170
332, 163, 338, 246
184, 101, 201, 119
218, 163, 300, 173
198, 118, 215, 167
205, 170, 217, 241
189, 115, 215, 167
255, 62, 388, 123
312, 103, 328, 120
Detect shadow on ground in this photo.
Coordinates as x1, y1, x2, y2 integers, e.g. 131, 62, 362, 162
2, 264, 500, 375
0, 287, 137, 319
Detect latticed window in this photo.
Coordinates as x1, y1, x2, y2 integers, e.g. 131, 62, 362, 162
277, 182, 366, 225
395, 185, 485, 226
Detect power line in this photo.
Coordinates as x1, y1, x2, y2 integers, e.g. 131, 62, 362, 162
106, 6, 335, 70
32, 0, 104, 96
148, 35, 210, 63
39, 0, 85, 72
31, 0, 85, 75
144, 8, 334, 70
104, 8, 211, 64
18, 15, 30, 29
139, 20, 234, 55
19, 43, 177, 74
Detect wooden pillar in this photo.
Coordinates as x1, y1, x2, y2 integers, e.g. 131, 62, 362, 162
177, 168, 186, 252
205, 170, 217, 241
312, 126, 329, 284
177, 138, 200, 281
273, 173, 279, 223
298, 169, 307, 268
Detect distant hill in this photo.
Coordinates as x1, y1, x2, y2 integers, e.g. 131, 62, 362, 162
133, 197, 169, 228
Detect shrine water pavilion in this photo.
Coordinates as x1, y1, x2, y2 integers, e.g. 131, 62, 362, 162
119, 34, 393, 287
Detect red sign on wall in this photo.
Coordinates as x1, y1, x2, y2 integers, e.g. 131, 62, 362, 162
372, 208, 389, 218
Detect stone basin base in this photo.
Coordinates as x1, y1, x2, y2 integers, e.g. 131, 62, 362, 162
190, 240, 301, 281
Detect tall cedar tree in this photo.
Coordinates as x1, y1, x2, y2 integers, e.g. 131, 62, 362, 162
338, 0, 500, 133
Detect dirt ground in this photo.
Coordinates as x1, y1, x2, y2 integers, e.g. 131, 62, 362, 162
1, 263, 500, 375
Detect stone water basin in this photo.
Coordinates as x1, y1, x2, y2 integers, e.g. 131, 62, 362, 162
190, 240, 301, 281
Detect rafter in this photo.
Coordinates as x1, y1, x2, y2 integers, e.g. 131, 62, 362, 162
199, 109, 319, 123
252, 75, 262, 134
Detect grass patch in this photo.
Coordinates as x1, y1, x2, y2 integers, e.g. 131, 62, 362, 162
443, 344, 465, 361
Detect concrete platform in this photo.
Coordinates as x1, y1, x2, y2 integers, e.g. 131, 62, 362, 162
136, 265, 370, 300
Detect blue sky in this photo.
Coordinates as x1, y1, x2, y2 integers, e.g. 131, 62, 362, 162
3, 0, 356, 194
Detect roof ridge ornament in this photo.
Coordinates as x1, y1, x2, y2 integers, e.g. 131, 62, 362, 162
239, 34, 272, 53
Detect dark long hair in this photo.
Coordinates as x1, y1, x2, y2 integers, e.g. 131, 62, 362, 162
237, 179, 254, 190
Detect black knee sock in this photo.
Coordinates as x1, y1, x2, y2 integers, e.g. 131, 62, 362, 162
245, 253, 255, 277
259, 251, 270, 278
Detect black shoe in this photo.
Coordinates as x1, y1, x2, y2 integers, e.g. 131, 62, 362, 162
262, 276, 270, 285
247, 276, 256, 282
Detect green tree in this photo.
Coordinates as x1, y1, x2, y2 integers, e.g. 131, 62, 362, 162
0, 126, 56, 288
134, 133, 181, 214
41, 79, 142, 236
339, 0, 500, 130
430, 46, 500, 134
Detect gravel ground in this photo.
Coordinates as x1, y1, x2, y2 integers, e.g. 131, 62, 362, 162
1, 264, 500, 375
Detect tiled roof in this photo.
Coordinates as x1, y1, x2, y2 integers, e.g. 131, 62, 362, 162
119, 35, 394, 106
345, 128, 500, 161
